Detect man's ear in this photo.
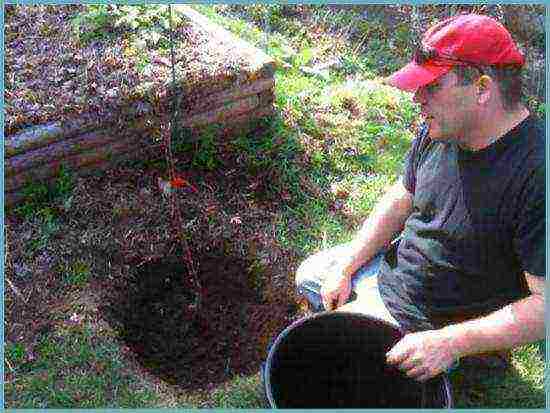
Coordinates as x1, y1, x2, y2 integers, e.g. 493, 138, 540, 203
475, 75, 493, 104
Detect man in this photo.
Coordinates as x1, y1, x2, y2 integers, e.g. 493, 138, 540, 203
295, 14, 545, 383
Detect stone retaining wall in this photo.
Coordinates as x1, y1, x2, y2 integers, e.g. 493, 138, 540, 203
5, 5, 275, 207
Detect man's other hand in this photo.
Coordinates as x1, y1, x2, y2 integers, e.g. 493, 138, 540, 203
385, 329, 458, 382
320, 271, 352, 311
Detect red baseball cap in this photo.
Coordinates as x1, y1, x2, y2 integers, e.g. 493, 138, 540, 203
385, 14, 525, 92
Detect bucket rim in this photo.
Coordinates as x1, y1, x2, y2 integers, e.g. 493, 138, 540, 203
263, 311, 453, 408
264, 311, 406, 408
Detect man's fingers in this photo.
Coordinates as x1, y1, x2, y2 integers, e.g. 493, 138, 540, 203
386, 341, 413, 365
321, 292, 334, 311
415, 373, 433, 382
405, 361, 444, 382
337, 291, 348, 308
398, 358, 419, 371
404, 365, 428, 379
412, 367, 437, 382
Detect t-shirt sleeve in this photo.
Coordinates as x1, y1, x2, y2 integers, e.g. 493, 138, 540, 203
402, 124, 430, 195
512, 163, 546, 278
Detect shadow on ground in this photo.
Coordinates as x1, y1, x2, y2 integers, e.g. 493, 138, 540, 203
449, 357, 545, 408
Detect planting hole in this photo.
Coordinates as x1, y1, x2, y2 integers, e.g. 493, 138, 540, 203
102, 251, 294, 390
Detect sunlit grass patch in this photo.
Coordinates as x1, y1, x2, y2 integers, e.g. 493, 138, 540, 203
191, 4, 265, 47
275, 71, 327, 106
333, 173, 394, 217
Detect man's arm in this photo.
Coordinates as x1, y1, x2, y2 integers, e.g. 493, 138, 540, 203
386, 272, 545, 381
345, 177, 413, 277
443, 272, 545, 357
320, 177, 413, 310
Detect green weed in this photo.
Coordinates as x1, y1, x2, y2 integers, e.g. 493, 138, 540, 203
23, 208, 60, 256
70, 5, 115, 44
15, 164, 75, 219
6, 342, 26, 364
113, 4, 180, 33
52, 164, 74, 201
71, 5, 182, 48
191, 128, 220, 171
63, 260, 91, 288
15, 182, 50, 219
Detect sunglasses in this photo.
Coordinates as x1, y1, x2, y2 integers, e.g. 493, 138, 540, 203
413, 46, 484, 72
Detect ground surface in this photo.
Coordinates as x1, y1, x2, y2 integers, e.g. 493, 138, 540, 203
5, 142, 300, 390
5, 4, 300, 398
4, 4, 545, 409
6, 7, 296, 395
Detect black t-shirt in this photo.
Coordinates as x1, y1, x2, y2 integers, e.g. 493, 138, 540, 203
378, 116, 545, 332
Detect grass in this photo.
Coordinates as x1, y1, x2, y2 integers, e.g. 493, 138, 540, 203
21, 208, 60, 260
5, 324, 159, 408
6, 4, 545, 409
210, 374, 265, 408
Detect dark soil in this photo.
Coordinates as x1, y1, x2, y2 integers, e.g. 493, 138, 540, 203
101, 251, 296, 390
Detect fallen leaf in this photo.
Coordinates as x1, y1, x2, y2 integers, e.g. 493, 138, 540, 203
170, 176, 198, 192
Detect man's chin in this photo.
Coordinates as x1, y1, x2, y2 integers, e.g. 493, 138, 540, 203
428, 133, 458, 144
426, 125, 448, 142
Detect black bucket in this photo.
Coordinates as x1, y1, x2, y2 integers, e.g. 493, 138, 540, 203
262, 312, 452, 408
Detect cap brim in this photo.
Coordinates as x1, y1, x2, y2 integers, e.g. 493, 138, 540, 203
385, 61, 453, 92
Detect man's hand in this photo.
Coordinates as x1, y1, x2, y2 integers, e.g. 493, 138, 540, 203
386, 329, 458, 382
386, 274, 544, 383
320, 270, 351, 311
